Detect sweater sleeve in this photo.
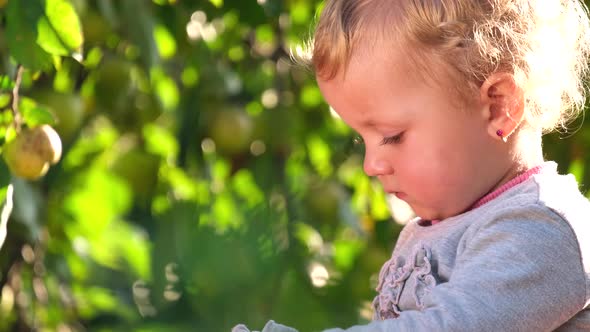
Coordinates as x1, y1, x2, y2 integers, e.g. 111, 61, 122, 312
323, 207, 587, 332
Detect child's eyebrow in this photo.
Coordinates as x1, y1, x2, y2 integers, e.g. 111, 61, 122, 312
360, 119, 376, 127
362, 119, 404, 131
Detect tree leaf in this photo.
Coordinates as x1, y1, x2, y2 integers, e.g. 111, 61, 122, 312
224, 0, 267, 26
0, 76, 15, 91
120, 0, 159, 70
0, 93, 11, 109
5, 0, 54, 71
5, 0, 83, 71
20, 97, 57, 127
37, 0, 84, 58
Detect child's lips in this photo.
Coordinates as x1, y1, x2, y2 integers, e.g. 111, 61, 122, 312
390, 191, 407, 200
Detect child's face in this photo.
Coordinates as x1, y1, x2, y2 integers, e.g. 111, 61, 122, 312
317, 49, 506, 220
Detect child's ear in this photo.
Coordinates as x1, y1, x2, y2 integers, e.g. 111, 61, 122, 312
479, 73, 524, 141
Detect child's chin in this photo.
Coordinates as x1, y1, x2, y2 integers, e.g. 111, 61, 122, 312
386, 194, 416, 224
413, 208, 444, 222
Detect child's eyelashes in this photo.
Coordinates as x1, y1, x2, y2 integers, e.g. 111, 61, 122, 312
380, 132, 404, 145
350, 133, 403, 151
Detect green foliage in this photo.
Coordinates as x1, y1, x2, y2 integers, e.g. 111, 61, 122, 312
6, 0, 83, 70
0, 0, 588, 331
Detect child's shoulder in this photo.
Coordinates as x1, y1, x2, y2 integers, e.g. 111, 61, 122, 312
531, 162, 590, 218
467, 160, 590, 282
468, 161, 590, 307
513, 161, 590, 246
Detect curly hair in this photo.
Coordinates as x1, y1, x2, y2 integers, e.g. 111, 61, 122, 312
304, 0, 590, 132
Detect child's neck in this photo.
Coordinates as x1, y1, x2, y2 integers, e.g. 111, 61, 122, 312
426, 161, 546, 226
491, 129, 544, 197
426, 130, 544, 227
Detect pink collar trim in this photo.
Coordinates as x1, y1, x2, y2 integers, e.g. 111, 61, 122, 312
469, 164, 545, 209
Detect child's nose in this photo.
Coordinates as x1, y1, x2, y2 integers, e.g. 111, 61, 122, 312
363, 149, 393, 177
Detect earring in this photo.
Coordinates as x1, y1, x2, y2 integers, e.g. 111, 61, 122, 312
496, 129, 507, 142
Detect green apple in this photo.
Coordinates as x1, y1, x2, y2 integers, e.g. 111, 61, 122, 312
94, 59, 135, 111
208, 109, 254, 156
33, 91, 85, 143
110, 148, 160, 202
82, 12, 111, 45
304, 181, 345, 225
109, 92, 162, 133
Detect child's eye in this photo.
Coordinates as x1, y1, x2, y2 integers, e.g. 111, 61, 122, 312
380, 132, 404, 145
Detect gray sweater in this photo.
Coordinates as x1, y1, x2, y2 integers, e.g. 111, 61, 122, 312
324, 162, 590, 331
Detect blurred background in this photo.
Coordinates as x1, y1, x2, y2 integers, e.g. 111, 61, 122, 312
0, 0, 588, 331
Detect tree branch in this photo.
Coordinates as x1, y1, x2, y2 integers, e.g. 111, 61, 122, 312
11, 64, 24, 132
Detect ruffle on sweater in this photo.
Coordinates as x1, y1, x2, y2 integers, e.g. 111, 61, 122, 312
373, 243, 438, 320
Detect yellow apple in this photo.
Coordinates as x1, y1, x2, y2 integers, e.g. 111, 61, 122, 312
2, 125, 62, 180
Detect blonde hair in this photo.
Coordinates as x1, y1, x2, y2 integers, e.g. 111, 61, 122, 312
304, 0, 590, 133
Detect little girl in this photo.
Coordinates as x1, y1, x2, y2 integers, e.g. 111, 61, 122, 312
235, 0, 590, 331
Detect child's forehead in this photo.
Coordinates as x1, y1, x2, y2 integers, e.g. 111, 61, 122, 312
353, 40, 415, 67
325, 45, 480, 113
345, 41, 451, 87
322, 50, 452, 100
